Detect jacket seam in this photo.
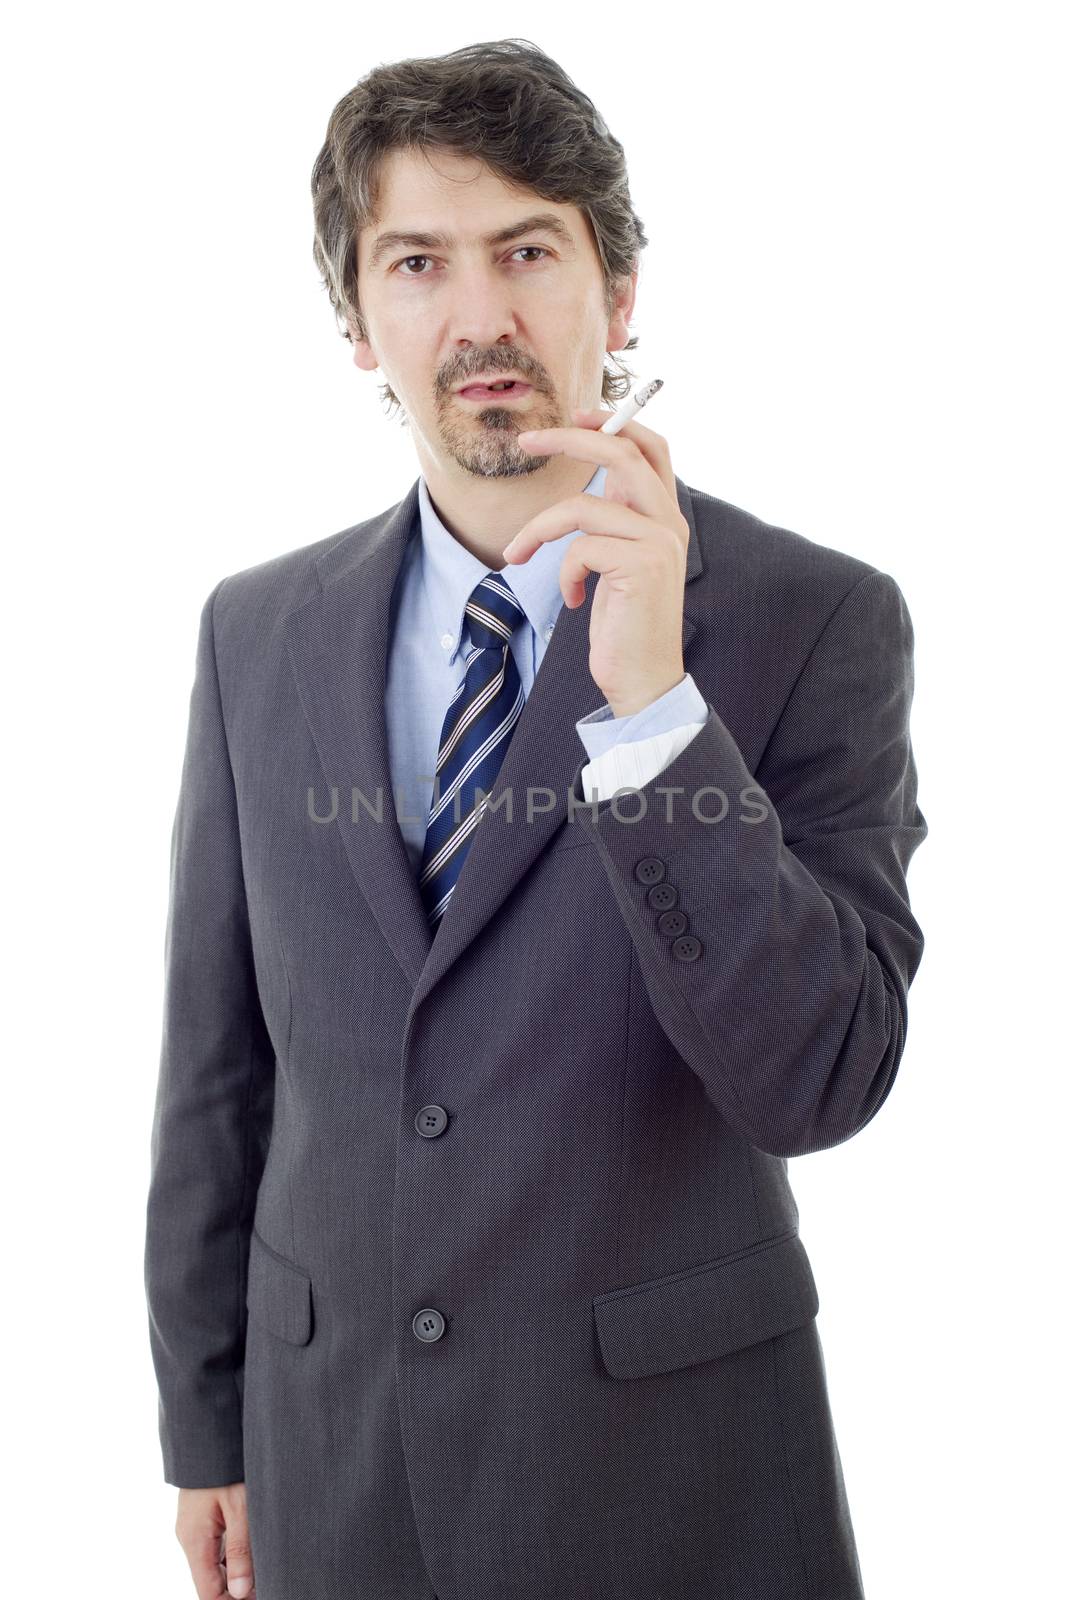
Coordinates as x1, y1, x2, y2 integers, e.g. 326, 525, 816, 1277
279, 937, 297, 1258
771, 1331, 813, 1599
615, 938, 635, 1283
745, 1140, 764, 1234
208, 579, 262, 1449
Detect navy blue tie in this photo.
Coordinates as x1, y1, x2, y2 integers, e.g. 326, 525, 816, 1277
418, 572, 527, 930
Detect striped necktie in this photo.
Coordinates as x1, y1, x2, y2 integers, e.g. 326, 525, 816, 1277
418, 572, 527, 931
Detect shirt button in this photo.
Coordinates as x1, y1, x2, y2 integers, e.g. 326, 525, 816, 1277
440, 633, 454, 650
546, 623, 554, 637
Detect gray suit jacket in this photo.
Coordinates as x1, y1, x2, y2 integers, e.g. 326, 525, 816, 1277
144, 472, 928, 1600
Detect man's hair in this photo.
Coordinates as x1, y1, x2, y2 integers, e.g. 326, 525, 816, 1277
310, 38, 649, 416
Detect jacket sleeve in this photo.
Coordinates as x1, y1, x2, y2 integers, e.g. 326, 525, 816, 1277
566, 568, 929, 1158
143, 579, 276, 1487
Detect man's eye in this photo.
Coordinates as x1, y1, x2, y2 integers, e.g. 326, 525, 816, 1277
394, 247, 549, 276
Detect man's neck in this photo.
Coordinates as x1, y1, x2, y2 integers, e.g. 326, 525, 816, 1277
419, 456, 596, 569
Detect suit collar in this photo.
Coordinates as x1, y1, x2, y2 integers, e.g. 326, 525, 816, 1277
285, 472, 704, 1007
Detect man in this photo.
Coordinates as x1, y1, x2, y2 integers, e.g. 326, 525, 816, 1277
145, 40, 928, 1600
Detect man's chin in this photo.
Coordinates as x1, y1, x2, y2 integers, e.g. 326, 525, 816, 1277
451, 445, 550, 480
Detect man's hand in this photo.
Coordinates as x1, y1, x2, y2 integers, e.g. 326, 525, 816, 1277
504, 405, 689, 718
175, 1483, 256, 1599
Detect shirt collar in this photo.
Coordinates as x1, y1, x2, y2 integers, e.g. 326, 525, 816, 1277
417, 464, 606, 666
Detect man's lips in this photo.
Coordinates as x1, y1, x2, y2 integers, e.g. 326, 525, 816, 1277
456, 382, 533, 400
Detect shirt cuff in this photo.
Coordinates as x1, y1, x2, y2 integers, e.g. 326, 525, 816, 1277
574, 672, 709, 760
580, 720, 708, 803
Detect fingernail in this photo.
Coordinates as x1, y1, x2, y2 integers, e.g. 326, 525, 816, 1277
229, 1579, 253, 1597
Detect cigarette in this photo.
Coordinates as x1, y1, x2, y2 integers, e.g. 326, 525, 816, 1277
596, 378, 665, 436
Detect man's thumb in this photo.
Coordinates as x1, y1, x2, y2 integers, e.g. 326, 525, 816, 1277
222, 1526, 256, 1598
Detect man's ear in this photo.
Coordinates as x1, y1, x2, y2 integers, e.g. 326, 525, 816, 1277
606, 264, 638, 354
346, 314, 380, 374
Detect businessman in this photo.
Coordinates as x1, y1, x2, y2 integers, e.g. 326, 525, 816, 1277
145, 38, 928, 1600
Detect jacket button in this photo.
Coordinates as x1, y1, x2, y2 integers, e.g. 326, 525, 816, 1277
415, 1105, 449, 1138
634, 856, 665, 885
647, 882, 678, 911
671, 934, 704, 962
658, 908, 688, 936
413, 1309, 446, 1343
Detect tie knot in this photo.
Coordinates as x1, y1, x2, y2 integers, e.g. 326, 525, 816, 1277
464, 572, 525, 650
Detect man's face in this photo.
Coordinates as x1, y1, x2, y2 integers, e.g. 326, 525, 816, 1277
351, 147, 635, 480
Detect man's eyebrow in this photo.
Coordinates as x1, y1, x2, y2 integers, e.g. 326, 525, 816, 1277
367, 213, 577, 270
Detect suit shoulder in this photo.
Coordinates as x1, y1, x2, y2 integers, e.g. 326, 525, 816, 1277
687, 484, 877, 589
202, 493, 409, 644
682, 483, 910, 642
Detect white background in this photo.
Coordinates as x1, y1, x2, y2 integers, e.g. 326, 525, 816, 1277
3, 4, 1063, 1595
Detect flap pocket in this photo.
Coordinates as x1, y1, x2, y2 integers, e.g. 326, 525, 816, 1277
593, 1230, 818, 1380
246, 1227, 313, 1346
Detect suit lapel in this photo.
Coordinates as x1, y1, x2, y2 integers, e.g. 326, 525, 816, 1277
285, 472, 704, 1004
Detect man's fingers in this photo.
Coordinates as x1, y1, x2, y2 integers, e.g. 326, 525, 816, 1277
179, 1524, 230, 1599
176, 1486, 255, 1600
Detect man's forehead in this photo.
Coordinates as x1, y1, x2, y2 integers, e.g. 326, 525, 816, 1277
358, 150, 588, 264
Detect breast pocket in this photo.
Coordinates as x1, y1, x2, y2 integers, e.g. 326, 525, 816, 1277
592, 1229, 819, 1380
246, 1227, 314, 1346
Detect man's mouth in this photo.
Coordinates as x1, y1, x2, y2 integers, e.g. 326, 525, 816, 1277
457, 381, 533, 401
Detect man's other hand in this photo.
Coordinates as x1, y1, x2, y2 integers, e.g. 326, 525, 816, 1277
175, 1483, 256, 1599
